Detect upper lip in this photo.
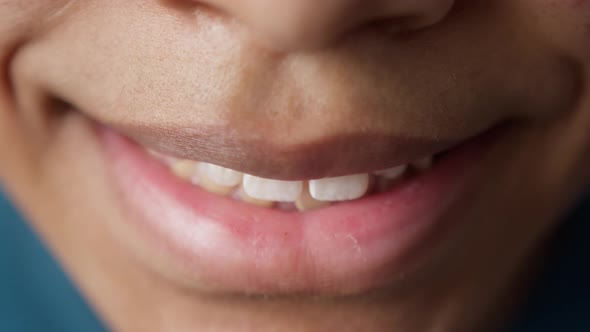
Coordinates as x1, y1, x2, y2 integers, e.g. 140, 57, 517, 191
104, 122, 462, 180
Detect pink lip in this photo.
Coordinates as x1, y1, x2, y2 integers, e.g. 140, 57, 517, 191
99, 126, 487, 295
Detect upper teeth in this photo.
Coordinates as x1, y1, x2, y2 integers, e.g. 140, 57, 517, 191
155, 152, 434, 210
243, 175, 303, 202
199, 163, 243, 187
309, 174, 370, 201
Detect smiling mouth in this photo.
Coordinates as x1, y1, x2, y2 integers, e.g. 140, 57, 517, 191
152, 149, 436, 212
97, 121, 493, 295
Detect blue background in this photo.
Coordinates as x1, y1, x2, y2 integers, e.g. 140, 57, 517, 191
0, 190, 588, 332
0, 194, 106, 332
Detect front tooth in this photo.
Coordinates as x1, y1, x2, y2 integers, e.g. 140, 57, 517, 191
199, 163, 243, 186
295, 184, 331, 212
374, 165, 408, 179
309, 174, 370, 201
412, 157, 433, 171
171, 160, 198, 181
237, 187, 274, 207
242, 175, 303, 202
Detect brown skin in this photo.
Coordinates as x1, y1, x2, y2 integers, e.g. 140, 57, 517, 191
2, 0, 590, 331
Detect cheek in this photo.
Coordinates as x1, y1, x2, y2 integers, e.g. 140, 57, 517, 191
519, 0, 590, 57
569, 0, 590, 8
541, 0, 590, 8
530, 0, 590, 15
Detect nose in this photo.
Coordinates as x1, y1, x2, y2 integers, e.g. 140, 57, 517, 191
198, 0, 456, 51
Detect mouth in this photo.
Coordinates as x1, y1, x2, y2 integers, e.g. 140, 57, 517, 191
150, 146, 435, 212
98, 124, 492, 296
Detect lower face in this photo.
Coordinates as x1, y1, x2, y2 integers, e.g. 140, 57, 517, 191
1, 1, 590, 331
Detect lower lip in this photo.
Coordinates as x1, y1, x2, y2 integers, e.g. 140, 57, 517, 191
99, 127, 488, 295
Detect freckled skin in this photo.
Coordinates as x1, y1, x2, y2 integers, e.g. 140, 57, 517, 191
1, 1, 590, 331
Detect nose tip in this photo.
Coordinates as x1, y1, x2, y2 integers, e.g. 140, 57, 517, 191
198, 0, 456, 51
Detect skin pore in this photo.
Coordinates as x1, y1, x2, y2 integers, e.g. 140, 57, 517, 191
1, 0, 590, 331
